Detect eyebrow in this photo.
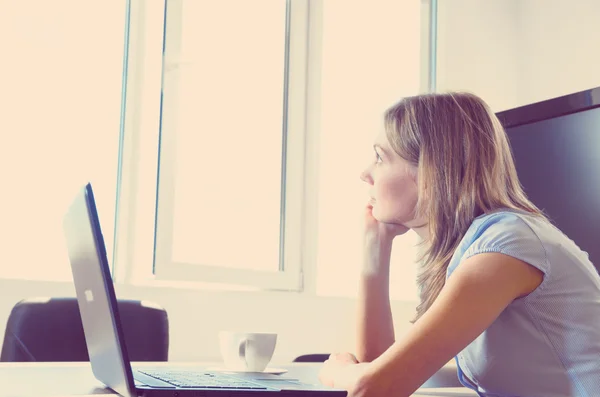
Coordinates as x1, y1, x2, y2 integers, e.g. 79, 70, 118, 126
373, 144, 387, 155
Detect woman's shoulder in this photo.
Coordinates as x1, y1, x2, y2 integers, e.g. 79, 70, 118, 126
447, 208, 551, 278
472, 207, 545, 227
467, 207, 549, 245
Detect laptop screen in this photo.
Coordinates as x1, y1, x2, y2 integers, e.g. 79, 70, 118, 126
63, 183, 136, 397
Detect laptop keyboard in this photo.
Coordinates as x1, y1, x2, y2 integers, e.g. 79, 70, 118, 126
138, 370, 268, 389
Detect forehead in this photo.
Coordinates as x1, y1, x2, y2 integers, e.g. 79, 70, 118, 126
374, 130, 391, 148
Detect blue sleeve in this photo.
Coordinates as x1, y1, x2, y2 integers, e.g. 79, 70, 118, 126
449, 213, 549, 280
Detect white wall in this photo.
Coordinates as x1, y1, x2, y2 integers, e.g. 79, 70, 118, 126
0, 278, 417, 362
437, 0, 600, 111
436, 0, 521, 111
517, 0, 600, 106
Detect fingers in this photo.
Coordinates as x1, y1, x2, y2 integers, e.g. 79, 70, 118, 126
318, 360, 334, 387
319, 352, 358, 388
346, 352, 359, 363
329, 352, 359, 363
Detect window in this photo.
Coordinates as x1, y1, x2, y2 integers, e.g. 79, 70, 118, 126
115, 0, 430, 298
150, 0, 309, 290
315, 0, 425, 301
0, 1, 125, 281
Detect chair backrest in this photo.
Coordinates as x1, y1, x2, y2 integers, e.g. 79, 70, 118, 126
0, 297, 169, 362
293, 353, 330, 362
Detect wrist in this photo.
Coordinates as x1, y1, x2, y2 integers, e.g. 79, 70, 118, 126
364, 233, 394, 252
350, 363, 378, 397
362, 239, 393, 276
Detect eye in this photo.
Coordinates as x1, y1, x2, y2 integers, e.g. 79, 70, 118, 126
375, 151, 383, 164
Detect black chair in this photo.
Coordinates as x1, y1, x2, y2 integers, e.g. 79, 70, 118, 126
293, 354, 330, 362
0, 297, 169, 362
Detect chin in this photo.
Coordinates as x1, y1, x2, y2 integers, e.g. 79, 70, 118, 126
371, 207, 391, 223
374, 206, 411, 225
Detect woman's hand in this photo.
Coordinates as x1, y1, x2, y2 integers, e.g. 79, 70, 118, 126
361, 204, 409, 277
318, 352, 368, 393
364, 204, 409, 246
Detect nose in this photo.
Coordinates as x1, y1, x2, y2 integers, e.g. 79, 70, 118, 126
360, 167, 373, 184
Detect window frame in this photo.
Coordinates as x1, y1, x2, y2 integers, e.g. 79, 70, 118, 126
121, 0, 310, 291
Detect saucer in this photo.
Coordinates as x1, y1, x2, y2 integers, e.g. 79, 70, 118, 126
207, 366, 288, 375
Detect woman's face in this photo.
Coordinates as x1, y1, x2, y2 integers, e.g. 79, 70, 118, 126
360, 131, 421, 228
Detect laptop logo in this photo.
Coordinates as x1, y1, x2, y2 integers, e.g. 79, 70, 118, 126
85, 290, 94, 303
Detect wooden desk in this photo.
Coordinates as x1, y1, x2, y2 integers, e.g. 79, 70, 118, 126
0, 362, 477, 397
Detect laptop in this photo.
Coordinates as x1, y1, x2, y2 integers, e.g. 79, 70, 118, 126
63, 182, 347, 397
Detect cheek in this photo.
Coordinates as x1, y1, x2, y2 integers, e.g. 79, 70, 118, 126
375, 174, 418, 215
377, 174, 414, 201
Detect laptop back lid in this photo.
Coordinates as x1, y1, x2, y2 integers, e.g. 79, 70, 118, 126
63, 183, 136, 397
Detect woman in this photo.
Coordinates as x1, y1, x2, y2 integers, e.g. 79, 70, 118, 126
318, 92, 600, 396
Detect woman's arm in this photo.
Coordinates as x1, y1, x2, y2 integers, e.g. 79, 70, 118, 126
352, 252, 543, 396
356, 238, 396, 362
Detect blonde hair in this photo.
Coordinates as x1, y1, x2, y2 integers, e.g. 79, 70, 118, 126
383, 92, 545, 322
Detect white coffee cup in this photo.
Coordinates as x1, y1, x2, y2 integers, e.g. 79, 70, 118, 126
218, 331, 277, 372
